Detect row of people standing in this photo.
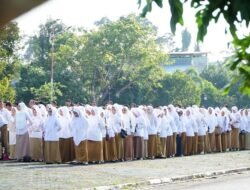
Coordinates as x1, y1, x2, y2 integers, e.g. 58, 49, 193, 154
1, 100, 250, 164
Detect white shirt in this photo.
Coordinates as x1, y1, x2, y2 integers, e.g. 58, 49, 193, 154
15, 111, 32, 135
71, 116, 88, 146
87, 116, 104, 141
29, 116, 43, 138
43, 115, 62, 141
59, 116, 72, 138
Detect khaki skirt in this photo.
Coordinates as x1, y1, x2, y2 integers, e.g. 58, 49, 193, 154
75, 140, 88, 162
107, 137, 117, 161
16, 132, 30, 160
44, 141, 61, 163
88, 140, 103, 162
245, 133, 250, 150
30, 138, 43, 161
124, 135, 133, 161
59, 137, 75, 163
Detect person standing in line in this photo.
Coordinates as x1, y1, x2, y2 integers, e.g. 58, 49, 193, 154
206, 107, 217, 153
239, 109, 247, 150
142, 107, 149, 159
122, 106, 135, 161
15, 102, 33, 161
43, 105, 62, 164
87, 107, 105, 164
132, 108, 145, 160
147, 106, 158, 159
0, 100, 11, 155
244, 109, 250, 150
168, 105, 179, 157
58, 106, 75, 163
7, 107, 17, 159
184, 108, 195, 156
197, 108, 208, 154
229, 106, 241, 151
70, 107, 88, 165
29, 105, 44, 161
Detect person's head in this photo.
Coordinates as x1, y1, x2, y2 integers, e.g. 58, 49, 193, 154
122, 107, 127, 114
244, 109, 248, 116
48, 107, 52, 116
65, 99, 71, 107
11, 107, 16, 116
59, 109, 63, 116
111, 106, 116, 114
29, 99, 35, 108
5, 102, 12, 111
73, 111, 79, 117
186, 109, 190, 116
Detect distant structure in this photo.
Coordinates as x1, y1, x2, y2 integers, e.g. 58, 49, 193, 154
165, 52, 208, 73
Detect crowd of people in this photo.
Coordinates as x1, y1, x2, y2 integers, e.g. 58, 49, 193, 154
0, 99, 250, 164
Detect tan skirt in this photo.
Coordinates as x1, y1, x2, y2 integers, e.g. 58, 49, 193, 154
245, 133, 250, 150
198, 136, 205, 153
239, 133, 246, 150
186, 136, 193, 156
148, 135, 157, 157
204, 132, 210, 153
156, 135, 162, 156
102, 138, 109, 161
231, 128, 240, 149
124, 135, 133, 161
172, 133, 177, 155
209, 132, 216, 152
160, 137, 167, 157
192, 133, 198, 155
115, 134, 124, 160
44, 141, 61, 163
166, 136, 173, 157
215, 134, 222, 152
133, 136, 144, 159
227, 131, 232, 149
221, 133, 227, 152
144, 140, 148, 158
16, 132, 30, 160
75, 140, 88, 162
0, 125, 8, 153
88, 140, 103, 162
59, 137, 75, 163
30, 138, 43, 161
107, 137, 117, 161
9, 145, 16, 159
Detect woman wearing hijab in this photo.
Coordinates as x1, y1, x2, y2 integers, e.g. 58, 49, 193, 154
58, 106, 75, 163
197, 108, 208, 154
43, 105, 62, 164
147, 106, 158, 159
121, 106, 135, 161
158, 108, 168, 158
184, 108, 195, 156
206, 107, 217, 153
15, 102, 32, 161
87, 106, 105, 163
239, 109, 247, 150
29, 105, 44, 161
244, 109, 250, 150
110, 105, 124, 161
99, 107, 109, 162
132, 108, 145, 160
229, 106, 241, 151
105, 106, 118, 162
8, 107, 17, 159
215, 109, 226, 153
70, 107, 89, 164
168, 105, 179, 157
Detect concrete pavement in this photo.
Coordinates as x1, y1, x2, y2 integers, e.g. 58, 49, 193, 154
0, 151, 250, 190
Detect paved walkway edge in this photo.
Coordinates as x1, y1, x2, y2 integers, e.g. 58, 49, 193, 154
90, 167, 250, 190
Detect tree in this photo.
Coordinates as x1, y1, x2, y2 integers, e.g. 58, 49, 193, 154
0, 22, 21, 102
139, 0, 250, 94
156, 33, 177, 52
181, 28, 191, 51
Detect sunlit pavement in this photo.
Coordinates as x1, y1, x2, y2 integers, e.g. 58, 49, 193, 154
0, 151, 250, 190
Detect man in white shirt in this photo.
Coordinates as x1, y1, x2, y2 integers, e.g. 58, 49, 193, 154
0, 100, 11, 154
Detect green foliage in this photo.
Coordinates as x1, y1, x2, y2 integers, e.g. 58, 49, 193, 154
139, 0, 250, 94
0, 77, 15, 102
0, 22, 21, 102
31, 82, 65, 103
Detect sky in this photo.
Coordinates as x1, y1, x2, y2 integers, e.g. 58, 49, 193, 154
15, 0, 233, 61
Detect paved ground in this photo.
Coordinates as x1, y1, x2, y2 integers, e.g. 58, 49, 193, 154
140, 171, 250, 190
0, 151, 250, 190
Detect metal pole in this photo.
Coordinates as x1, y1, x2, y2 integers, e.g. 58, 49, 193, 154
50, 32, 54, 102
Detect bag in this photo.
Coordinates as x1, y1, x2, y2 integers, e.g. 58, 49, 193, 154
105, 128, 110, 141
120, 129, 127, 138
215, 127, 222, 135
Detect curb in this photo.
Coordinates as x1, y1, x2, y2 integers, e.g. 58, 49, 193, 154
90, 167, 250, 190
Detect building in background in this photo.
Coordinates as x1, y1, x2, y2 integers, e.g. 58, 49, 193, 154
165, 52, 208, 73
